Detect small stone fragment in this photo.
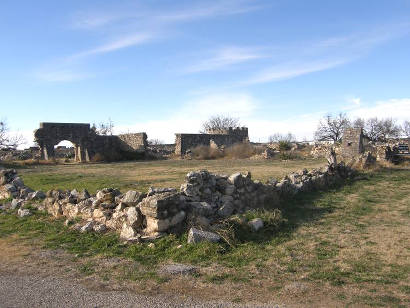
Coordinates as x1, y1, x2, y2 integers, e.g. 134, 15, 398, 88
248, 218, 264, 231
187, 227, 220, 244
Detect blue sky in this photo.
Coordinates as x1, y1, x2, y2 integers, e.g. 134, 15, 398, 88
1, 0, 410, 146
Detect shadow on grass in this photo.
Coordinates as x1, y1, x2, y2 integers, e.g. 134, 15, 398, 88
0, 168, 405, 269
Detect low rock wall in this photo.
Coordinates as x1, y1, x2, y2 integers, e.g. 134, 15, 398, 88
0, 163, 354, 241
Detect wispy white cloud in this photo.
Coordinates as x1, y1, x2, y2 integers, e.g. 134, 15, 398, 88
234, 23, 410, 85
183, 46, 266, 73
34, 69, 93, 82
71, 33, 153, 59
242, 58, 349, 85
155, 0, 263, 23
37, 0, 263, 82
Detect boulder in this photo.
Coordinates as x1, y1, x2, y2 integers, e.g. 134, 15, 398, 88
126, 206, 142, 229
120, 221, 138, 240
187, 227, 220, 244
139, 192, 180, 219
145, 210, 186, 233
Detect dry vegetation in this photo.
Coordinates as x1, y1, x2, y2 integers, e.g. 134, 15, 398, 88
11, 158, 326, 193
0, 160, 409, 307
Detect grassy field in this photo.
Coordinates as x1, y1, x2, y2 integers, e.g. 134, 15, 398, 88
0, 163, 409, 307
13, 158, 327, 193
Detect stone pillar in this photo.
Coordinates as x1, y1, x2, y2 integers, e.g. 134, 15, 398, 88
43, 144, 55, 161
76, 143, 89, 162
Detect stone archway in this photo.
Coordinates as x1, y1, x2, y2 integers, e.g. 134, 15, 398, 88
34, 123, 92, 162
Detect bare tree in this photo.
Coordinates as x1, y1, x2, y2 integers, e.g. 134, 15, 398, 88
402, 120, 410, 138
200, 115, 240, 134
314, 113, 350, 143
0, 119, 25, 149
364, 118, 401, 141
268, 132, 296, 143
148, 138, 164, 146
92, 118, 114, 136
352, 118, 365, 129
269, 132, 296, 151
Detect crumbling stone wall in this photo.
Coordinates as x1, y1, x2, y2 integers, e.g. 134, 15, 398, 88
117, 133, 147, 152
0, 161, 354, 241
34, 122, 147, 162
175, 127, 249, 155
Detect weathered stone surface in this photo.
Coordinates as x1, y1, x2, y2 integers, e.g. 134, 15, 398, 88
48, 202, 63, 217
139, 192, 180, 219
11, 177, 24, 189
79, 189, 90, 200
159, 263, 197, 275
218, 202, 234, 218
248, 218, 264, 231
145, 217, 170, 233
126, 206, 142, 228
93, 223, 107, 233
187, 202, 214, 217
224, 184, 235, 195
147, 187, 177, 196
17, 208, 31, 217
187, 227, 220, 244
11, 198, 24, 210
228, 172, 243, 186
120, 222, 138, 240
122, 190, 143, 206
29, 190, 46, 200
80, 221, 94, 233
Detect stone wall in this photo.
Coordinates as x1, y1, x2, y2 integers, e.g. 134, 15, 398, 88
175, 127, 249, 155
117, 133, 147, 152
0, 161, 354, 242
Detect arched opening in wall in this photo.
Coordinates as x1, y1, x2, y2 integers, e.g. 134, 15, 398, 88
54, 140, 76, 161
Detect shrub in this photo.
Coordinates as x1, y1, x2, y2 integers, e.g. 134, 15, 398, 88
191, 145, 223, 160
278, 140, 292, 151
225, 143, 260, 159
90, 153, 104, 162
279, 151, 301, 160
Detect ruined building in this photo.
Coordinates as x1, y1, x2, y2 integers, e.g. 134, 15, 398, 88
175, 127, 249, 156
341, 127, 367, 158
34, 122, 147, 162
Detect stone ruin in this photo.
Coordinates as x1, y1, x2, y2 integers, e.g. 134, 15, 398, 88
34, 122, 147, 162
341, 128, 368, 157
175, 127, 249, 156
0, 160, 355, 243
312, 127, 409, 166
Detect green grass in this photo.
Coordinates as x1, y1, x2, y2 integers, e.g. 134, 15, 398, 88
0, 166, 409, 306
11, 158, 327, 193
